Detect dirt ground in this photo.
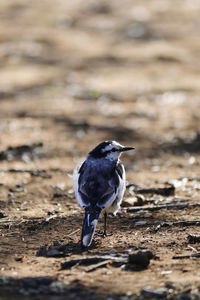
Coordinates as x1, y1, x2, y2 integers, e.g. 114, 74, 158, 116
0, 0, 200, 299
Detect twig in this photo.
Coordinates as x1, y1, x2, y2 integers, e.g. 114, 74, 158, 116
162, 220, 200, 226
125, 202, 200, 213
187, 245, 198, 253
155, 220, 200, 230
45, 215, 58, 222
67, 228, 80, 237
136, 185, 175, 196
61, 255, 127, 270
127, 183, 175, 196
172, 253, 200, 259
61, 251, 155, 271
86, 260, 111, 272
0, 168, 51, 178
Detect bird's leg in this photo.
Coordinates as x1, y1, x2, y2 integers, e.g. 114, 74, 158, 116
96, 213, 107, 237
103, 212, 113, 237
96, 212, 113, 237
103, 211, 107, 236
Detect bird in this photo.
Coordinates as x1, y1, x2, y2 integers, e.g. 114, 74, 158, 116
73, 141, 134, 248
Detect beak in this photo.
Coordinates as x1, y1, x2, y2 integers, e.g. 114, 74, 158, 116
120, 146, 135, 152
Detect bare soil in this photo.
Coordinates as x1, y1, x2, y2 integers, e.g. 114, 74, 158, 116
0, 0, 200, 299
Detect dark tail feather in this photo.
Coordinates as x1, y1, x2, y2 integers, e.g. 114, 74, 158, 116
81, 208, 101, 248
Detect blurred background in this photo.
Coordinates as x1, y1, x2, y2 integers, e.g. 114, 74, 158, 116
0, 0, 200, 195
1, 1, 200, 295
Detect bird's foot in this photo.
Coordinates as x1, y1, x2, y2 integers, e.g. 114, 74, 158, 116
96, 231, 113, 238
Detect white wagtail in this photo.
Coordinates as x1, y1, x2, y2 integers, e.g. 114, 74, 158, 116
74, 141, 134, 248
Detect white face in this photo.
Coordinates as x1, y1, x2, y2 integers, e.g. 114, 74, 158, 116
102, 141, 123, 161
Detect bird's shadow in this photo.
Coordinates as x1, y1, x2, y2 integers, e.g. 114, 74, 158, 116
36, 239, 102, 257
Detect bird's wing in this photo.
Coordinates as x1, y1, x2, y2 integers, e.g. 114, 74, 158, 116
116, 162, 124, 179
80, 179, 113, 198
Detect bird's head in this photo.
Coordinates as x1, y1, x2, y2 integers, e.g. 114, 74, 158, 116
88, 141, 134, 161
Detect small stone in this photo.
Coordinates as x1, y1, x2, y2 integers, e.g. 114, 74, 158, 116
0, 210, 6, 218
128, 250, 153, 268
122, 197, 137, 207
187, 234, 200, 244
15, 256, 24, 262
